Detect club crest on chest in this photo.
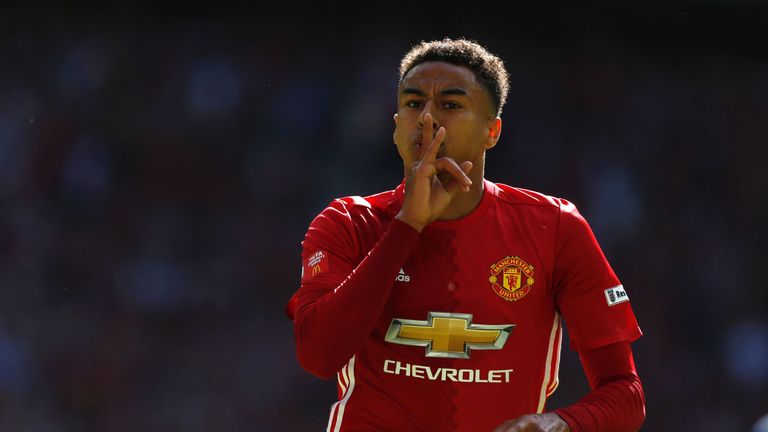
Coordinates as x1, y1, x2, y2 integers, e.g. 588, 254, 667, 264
489, 256, 535, 302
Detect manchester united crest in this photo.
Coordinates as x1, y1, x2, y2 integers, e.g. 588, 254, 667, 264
489, 256, 535, 301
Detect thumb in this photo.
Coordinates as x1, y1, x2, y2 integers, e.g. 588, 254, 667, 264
460, 161, 473, 175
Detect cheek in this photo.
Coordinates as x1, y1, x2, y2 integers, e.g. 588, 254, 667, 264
467, 119, 489, 142
393, 127, 412, 163
449, 125, 488, 158
393, 124, 405, 144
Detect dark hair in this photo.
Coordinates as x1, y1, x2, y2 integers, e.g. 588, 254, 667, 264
399, 38, 509, 116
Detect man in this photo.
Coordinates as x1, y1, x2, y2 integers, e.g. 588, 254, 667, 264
286, 38, 645, 432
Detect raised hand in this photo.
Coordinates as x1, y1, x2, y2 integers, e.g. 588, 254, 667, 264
395, 113, 473, 232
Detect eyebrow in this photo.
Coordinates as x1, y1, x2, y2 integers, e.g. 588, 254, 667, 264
400, 87, 468, 97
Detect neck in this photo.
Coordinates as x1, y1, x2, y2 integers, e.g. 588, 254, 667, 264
436, 165, 486, 221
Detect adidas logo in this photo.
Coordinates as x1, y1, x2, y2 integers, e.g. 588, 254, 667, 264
395, 268, 411, 283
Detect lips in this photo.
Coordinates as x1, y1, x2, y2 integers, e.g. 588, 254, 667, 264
408, 135, 446, 155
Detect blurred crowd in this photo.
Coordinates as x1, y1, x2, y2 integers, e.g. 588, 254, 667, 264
0, 6, 766, 431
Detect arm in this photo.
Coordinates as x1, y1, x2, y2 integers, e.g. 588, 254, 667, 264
554, 341, 645, 432
288, 112, 473, 378
289, 218, 420, 379
495, 199, 644, 432
493, 342, 645, 432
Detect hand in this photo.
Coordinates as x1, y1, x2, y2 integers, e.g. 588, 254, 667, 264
493, 413, 570, 432
395, 113, 473, 232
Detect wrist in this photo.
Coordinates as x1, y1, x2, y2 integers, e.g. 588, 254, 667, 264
548, 412, 571, 432
549, 411, 573, 432
395, 212, 426, 233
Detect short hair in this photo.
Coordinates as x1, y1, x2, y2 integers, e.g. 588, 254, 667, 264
398, 38, 509, 117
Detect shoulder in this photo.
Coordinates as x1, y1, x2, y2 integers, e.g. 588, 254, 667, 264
328, 188, 397, 215
492, 182, 572, 211
492, 181, 588, 226
303, 188, 397, 252
310, 188, 398, 227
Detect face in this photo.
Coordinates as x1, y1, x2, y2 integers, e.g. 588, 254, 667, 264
393, 61, 501, 172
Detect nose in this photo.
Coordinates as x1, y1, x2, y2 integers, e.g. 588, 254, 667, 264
417, 101, 439, 131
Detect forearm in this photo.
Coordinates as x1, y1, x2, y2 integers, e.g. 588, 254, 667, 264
553, 340, 645, 432
554, 373, 645, 432
293, 219, 419, 378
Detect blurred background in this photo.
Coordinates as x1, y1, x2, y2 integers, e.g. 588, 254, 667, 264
1, 2, 767, 431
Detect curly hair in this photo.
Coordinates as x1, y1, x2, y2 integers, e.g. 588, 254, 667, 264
399, 38, 509, 116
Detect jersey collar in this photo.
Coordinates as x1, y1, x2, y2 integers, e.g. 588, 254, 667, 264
390, 178, 497, 230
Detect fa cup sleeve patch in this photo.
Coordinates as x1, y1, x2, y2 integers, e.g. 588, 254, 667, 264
604, 285, 629, 306
302, 250, 329, 282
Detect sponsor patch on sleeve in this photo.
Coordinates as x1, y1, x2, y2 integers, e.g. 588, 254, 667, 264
604, 285, 629, 306
302, 250, 329, 282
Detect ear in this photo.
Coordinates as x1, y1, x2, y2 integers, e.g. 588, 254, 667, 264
393, 114, 398, 144
485, 117, 502, 149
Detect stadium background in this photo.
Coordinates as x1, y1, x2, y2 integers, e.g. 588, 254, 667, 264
1, 3, 767, 431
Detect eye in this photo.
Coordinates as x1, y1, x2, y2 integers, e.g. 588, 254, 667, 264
405, 100, 422, 108
444, 101, 461, 110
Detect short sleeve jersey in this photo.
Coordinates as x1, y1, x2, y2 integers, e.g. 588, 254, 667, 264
289, 180, 642, 432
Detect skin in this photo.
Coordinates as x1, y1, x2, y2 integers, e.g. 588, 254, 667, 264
393, 61, 501, 231
493, 414, 571, 432
392, 61, 571, 432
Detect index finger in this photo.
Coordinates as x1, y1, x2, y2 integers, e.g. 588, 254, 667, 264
419, 112, 434, 160
421, 125, 445, 164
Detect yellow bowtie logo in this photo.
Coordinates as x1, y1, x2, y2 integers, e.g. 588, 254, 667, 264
385, 312, 514, 359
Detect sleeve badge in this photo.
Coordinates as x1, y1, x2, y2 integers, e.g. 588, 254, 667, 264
302, 250, 329, 282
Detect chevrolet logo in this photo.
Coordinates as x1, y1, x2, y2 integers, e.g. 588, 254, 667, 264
385, 312, 514, 359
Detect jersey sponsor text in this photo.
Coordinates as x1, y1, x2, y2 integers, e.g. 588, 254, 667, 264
383, 359, 514, 383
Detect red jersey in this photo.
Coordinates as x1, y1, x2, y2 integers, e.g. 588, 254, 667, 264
286, 179, 642, 432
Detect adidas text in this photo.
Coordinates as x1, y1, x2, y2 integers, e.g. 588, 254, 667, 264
396, 269, 411, 283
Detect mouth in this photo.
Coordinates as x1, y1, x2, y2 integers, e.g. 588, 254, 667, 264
410, 138, 445, 152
